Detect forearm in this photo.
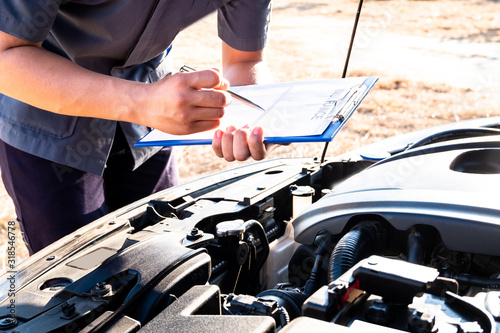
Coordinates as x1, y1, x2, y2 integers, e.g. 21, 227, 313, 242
222, 42, 274, 86
223, 60, 274, 86
0, 32, 230, 135
0, 44, 144, 124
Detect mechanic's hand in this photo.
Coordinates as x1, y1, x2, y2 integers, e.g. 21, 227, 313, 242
142, 69, 231, 135
212, 125, 277, 161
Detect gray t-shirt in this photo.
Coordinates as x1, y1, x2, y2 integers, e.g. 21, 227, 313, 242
0, 0, 272, 174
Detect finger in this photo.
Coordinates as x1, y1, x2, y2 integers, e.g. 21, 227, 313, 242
214, 77, 230, 91
221, 126, 237, 162
170, 71, 231, 108
171, 105, 224, 131
192, 119, 223, 133
191, 106, 225, 121
183, 69, 227, 90
233, 126, 252, 161
172, 119, 221, 135
212, 129, 224, 158
248, 126, 267, 160
195, 89, 231, 108
178, 81, 230, 108
209, 68, 230, 90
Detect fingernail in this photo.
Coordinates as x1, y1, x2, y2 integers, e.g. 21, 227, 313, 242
252, 127, 263, 135
220, 78, 230, 91
215, 130, 222, 139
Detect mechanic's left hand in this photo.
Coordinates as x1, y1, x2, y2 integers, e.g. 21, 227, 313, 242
212, 125, 276, 161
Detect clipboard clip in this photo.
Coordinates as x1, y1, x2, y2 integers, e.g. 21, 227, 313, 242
331, 85, 367, 123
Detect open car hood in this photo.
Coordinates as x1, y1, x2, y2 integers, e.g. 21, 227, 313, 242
1, 116, 500, 332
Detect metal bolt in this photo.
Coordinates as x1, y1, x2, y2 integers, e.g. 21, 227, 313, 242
186, 227, 204, 241
61, 301, 76, 317
0, 317, 17, 329
96, 281, 106, 289
91, 282, 112, 297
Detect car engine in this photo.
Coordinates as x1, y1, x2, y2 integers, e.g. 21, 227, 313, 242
1, 117, 500, 332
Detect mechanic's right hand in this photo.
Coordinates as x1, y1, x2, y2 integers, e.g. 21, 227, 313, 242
139, 68, 231, 135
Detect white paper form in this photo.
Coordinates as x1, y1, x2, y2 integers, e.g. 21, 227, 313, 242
136, 77, 376, 146
236, 79, 365, 137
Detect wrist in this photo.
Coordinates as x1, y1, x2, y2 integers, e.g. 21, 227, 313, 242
116, 80, 150, 126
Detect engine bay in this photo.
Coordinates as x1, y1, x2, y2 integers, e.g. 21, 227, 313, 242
1, 117, 500, 332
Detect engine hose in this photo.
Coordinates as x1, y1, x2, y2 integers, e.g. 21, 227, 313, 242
277, 306, 290, 328
328, 223, 381, 283
304, 234, 332, 296
244, 220, 270, 274
407, 227, 426, 265
256, 289, 309, 320
446, 272, 500, 289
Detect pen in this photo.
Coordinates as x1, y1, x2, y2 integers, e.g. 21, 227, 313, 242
179, 65, 266, 112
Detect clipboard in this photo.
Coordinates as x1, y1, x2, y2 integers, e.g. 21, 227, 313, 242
135, 76, 378, 147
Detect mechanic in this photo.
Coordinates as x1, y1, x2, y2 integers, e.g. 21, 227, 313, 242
0, 0, 274, 254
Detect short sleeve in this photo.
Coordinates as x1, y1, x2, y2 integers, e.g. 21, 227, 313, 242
0, 0, 62, 42
217, 0, 272, 52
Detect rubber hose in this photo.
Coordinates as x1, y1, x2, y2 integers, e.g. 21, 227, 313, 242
277, 306, 290, 328
448, 273, 500, 289
256, 289, 309, 320
407, 227, 426, 264
328, 223, 379, 283
244, 220, 270, 273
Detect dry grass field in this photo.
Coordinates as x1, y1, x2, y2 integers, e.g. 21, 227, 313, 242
1, 0, 498, 268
